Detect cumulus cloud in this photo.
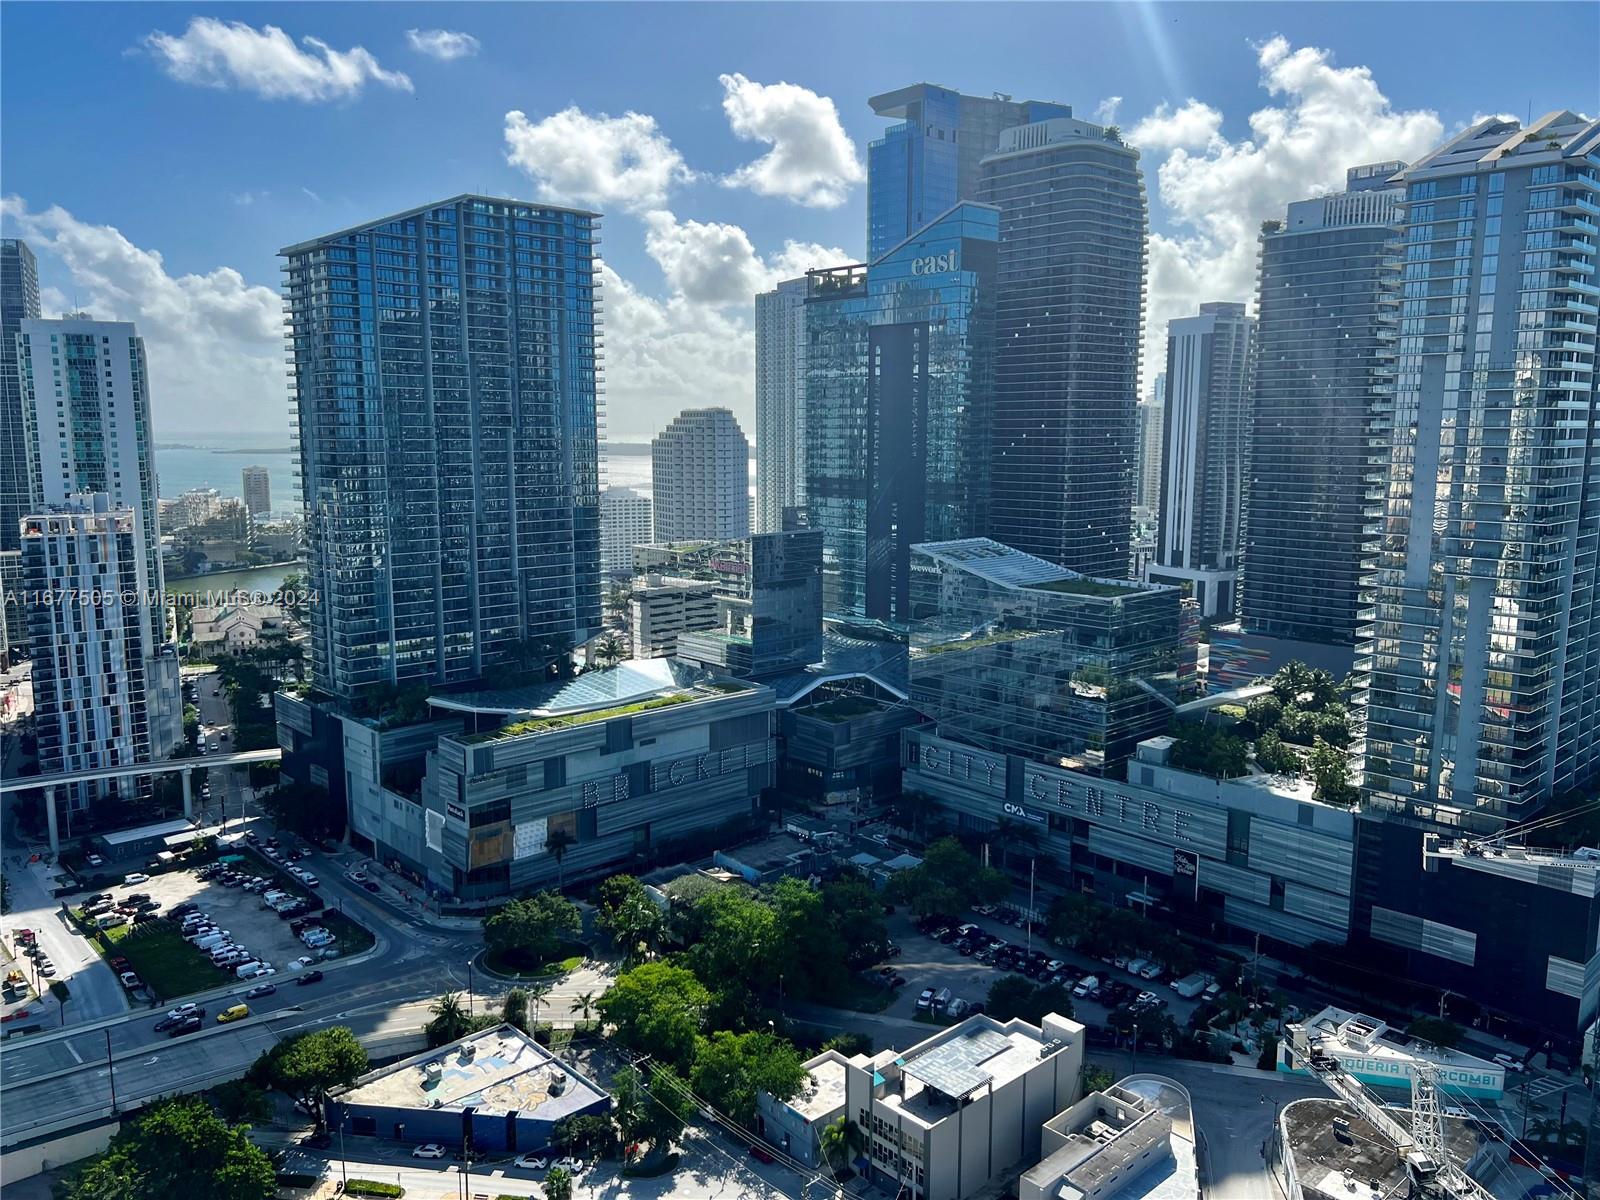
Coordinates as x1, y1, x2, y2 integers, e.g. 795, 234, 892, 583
641, 210, 849, 307
405, 28, 480, 60
141, 16, 411, 102
718, 73, 864, 208
2, 197, 286, 434
1093, 96, 1123, 125
1135, 36, 1442, 387
504, 107, 694, 214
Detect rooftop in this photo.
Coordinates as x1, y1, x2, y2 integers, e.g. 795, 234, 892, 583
1294, 1006, 1500, 1077
333, 1024, 606, 1122
880, 1013, 1082, 1127
101, 817, 203, 846
789, 1053, 849, 1122
1281, 1098, 1483, 1200
1025, 1078, 1197, 1200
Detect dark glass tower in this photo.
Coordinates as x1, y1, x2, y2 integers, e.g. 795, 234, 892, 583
805, 203, 998, 624
1241, 164, 1404, 644
980, 117, 1148, 578
282, 195, 602, 700
1, 238, 40, 554
867, 85, 1071, 262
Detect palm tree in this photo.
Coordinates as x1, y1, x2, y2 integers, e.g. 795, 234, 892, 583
574, 989, 599, 1026
427, 991, 470, 1044
820, 1116, 865, 1177
595, 634, 626, 668
526, 981, 553, 1033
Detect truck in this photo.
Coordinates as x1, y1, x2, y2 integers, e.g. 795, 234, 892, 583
1073, 975, 1100, 1000
1171, 972, 1211, 999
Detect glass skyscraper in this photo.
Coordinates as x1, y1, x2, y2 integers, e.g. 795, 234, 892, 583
866, 85, 1071, 262
1, 238, 39, 555
980, 117, 1149, 579
282, 195, 602, 701
754, 277, 808, 534
1242, 164, 1404, 645
805, 202, 998, 623
1358, 113, 1600, 826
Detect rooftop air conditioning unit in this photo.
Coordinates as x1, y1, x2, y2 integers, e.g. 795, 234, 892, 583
549, 1070, 568, 1095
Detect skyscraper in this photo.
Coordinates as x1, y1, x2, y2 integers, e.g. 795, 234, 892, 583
651, 407, 750, 542
805, 202, 998, 622
282, 195, 602, 700
0, 239, 39, 555
754, 277, 808, 534
1359, 112, 1600, 825
1241, 163, 1405, 646
241, 465, 271, 517
1147, 302, 1256, 618
1136, 375, 1166, 516
598, 485, 653, 576
867, 84, 1071, 261
980, 117, 1149, 579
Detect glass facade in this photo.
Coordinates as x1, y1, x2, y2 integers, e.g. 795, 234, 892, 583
906, 538, 1192, 774
980, 120, 1148, 579
805, 203, 998, 623
866, 85, 1072, 262
282, 195, 602, 700
1242, 170, 1403, 645
1, 239, 39, 558
1358, 114, 1600, 825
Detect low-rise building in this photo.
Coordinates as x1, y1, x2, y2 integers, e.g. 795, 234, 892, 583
756, 1049, 848, 1167
1021, 1076, 1197, 1200
328, 1024, 609, 1154
1279, 1006, 1505, 1100
599, 486, 654, 577
841, 1012, 1085, 1200
630, 575, 718, 659
189, 603, 289, 655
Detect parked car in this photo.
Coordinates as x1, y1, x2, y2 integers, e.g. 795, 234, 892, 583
551, 1156, 587, 1174
412, 1143, 446, 1159
1492, 1053, 1525, 1073
916, 988, 937, 1011
513, 1154, 548, 1170
748, 1145, 776, 1165
123, 873, 149, 885
85, 853, 105, 868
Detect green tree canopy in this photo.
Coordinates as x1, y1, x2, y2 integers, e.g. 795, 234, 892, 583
682, 887, 780, 994
60, 1097, 274, 1200
598, 961, 710, 1068
595, 874, 666, 961
985, 974, 1074, 1025
544, 1166, 573, 1200
612, 1063, 696, 1151
250, 1026, 368, 1126
502, 987, 530, 1034
689, 1029, 809, 1127
885, 836, 1009, 917
483, 891, 582, 964
1308, 739, 1359, 807
425, 991, 473, 1047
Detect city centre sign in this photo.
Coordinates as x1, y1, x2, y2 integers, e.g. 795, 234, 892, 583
910, 249, 959, 276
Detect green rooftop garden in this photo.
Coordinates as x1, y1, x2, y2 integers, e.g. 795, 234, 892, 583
919, 628, 1039, 655
463, 691, 697, 743
1025, 577, 1132, 597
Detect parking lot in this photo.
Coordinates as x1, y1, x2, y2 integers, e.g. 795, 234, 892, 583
875, 907, 1205, 1032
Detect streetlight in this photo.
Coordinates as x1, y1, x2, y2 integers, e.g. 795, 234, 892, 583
338, 1113, 348, 1190
105, 1028, 117, 1111
1131, 1022, 1139, 1076
465, 959, 474, 1015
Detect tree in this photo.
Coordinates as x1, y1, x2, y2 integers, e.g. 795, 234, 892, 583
595, 633, 626, 667
689, 1029, 809, 1127
502, 987, 529, 1033
553, 1112, 616, 1157
821, 875, 891, 972
890, 789, 936, 839
885, 836, 1009, 917
60, 1097, 274, 1200
483, 891, 582, 967
526, 980, 553, 1030
1405, 1016, 1462, 1050
251, 1026, 368, 1128
426, 992, 473, 1047
544, 1166, 573, 1200
598, 962, 709, 1068
1080, 1063, 1115, 1094
595, 874, 665, 961
1308, 739, 1359, 807
682, 887, 779, 995
1168, 721, 1249, 779
985, 975, 1074, 1026
210, 1079, 272, 1126
768, 876, 849, 997
820, 1116, 865, 1176
1243, 693, 1283, 737
1254, 730, 1299, 776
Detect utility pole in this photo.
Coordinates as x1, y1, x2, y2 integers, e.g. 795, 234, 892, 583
105, 1028, 116, 1110
1027, 858, 1036, 954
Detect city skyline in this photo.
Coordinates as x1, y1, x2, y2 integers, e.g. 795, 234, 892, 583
2, 3, 1594, 439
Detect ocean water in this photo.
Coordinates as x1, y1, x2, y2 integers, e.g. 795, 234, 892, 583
156, 434, 296, 510
602, 451, 758, 500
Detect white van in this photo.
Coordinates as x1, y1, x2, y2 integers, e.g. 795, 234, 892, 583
1073, 975, 1100, 999
1125, 958, 1150, 977
196, 933, 228, 951
234, 961, 262, 978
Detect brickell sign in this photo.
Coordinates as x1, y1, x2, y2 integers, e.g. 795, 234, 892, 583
577, 745, 758, 810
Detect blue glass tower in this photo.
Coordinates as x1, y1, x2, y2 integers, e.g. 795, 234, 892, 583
282, 196, 602, 700
867, 85, 1071, 262
806, 202, 998, 623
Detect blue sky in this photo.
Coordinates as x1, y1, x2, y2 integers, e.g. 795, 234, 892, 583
4, 2, 1596, 439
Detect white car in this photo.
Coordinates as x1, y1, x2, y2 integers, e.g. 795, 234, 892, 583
166, 1003, 199, 1020
300, 873, 320, 888
513, 1154, 548, 1170
552, 1156, 586, 1174
412, 1143, 447, 1159
123, 873, 150, 885
288, 956, 316, 970
1493, 1053, 1525, 1073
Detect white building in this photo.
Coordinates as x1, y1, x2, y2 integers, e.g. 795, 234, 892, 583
241, 465, 271, 516
1147, 303, 1255, 617
755, 278, 807, 534
190, 603, 289, 655
651, 407, 749, 542
841, 1012, 1085, 1200
1135, 376, 1165, 518
1020, 1078, 1197, 1200
1281, 1006, 1506, 1100
21, 495, 178, 811
756, 1049, 849, 1167
629, 575, 718, 659
599, 486, 654, 577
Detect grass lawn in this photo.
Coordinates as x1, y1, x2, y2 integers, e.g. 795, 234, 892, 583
100, 921, 231, 999
482, 940, 586, 979
322, 910, 375, 956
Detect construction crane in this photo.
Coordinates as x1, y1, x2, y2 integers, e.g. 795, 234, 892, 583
1283, 1025, 1495, 1200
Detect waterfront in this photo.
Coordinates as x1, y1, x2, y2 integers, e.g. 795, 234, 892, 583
165, 561, 302, 603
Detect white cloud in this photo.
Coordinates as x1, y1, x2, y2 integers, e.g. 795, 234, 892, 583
405, 28, 480, 61
641, 210, 849, 307
504, 107, 694, 214
141, 16, 411, 102
2, 197, 286, 435
1093, 96, 1123, 125
1136, 37, 1443, 388
718, 73, 864, 208
1129, 99, 1224, 150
